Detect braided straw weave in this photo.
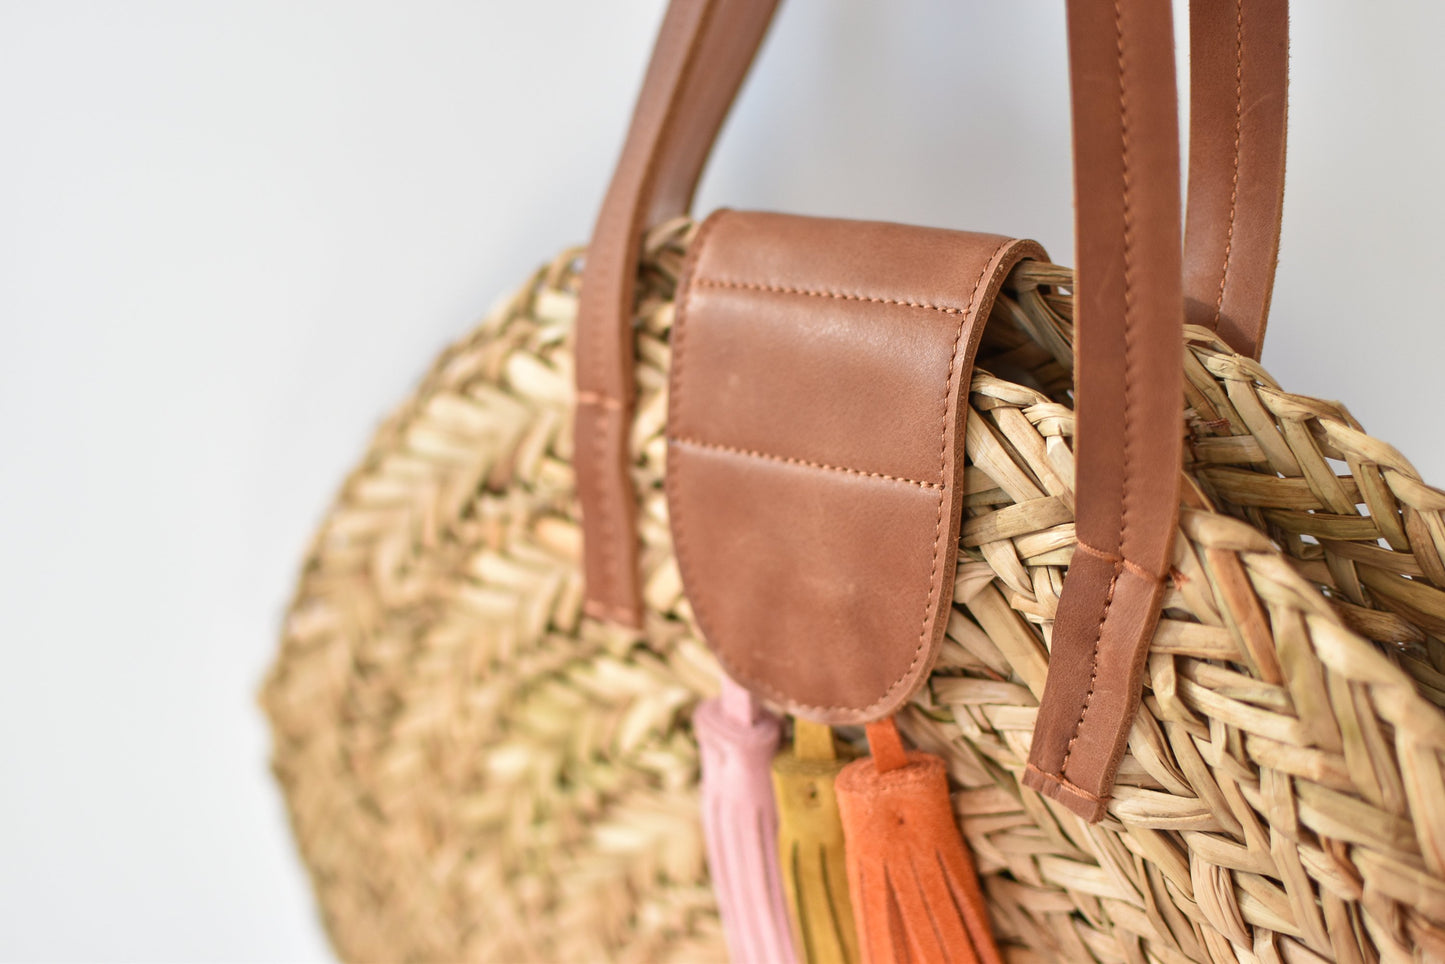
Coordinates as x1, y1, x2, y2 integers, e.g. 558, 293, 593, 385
263, 220, 1445, 963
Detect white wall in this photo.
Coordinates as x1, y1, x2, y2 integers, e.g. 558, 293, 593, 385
2, 2, 1440, 960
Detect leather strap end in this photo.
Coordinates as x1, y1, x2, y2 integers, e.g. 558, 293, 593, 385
1023, 549, 1167, 821
1021, 763, 1110, 824
576, 396, 644, 628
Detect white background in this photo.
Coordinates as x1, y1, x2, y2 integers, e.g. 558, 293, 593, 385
2, 2, 1441, 960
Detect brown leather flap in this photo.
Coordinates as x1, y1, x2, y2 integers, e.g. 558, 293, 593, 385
666, 210, 1044, 724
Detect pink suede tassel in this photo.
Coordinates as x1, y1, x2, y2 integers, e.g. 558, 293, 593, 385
695, 675, 798, 963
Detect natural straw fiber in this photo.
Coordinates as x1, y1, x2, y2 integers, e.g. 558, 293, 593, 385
263, 219, 1445, 962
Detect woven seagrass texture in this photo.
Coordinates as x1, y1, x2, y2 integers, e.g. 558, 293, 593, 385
263, 220, 1445, 963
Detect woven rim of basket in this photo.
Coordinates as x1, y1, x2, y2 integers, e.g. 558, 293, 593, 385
263, 218, 1445, 963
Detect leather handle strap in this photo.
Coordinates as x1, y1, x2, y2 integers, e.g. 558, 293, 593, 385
1028, 2, 1288, 818
1020, 0, 1184, 820
1184, 0, 1289, 358
576, 0, 1287, 627
573, 0, 779, 626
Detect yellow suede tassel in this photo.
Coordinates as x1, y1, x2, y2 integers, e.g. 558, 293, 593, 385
772, 719, 860, 964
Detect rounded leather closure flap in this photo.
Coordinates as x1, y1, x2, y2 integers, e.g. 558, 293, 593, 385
666, 210, 1045, 723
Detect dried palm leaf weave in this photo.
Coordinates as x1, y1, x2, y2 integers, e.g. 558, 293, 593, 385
263, 219, 1445, 963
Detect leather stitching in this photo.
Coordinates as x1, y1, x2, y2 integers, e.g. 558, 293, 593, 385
584, 599, 640, 623
1023, 763, 1109, 806
668, 437, 942, 490
589, 405, 618, 607
576, 392, 623, 411
667, 210, 726, 435
692, 277, 976, 317
1213, 0, 1245, 327
906, 236, 1021, 705
669, 222, 1020, 715
1057, 559, 1123, 777
1115, 0, 1138, 564
1073, 539, 1155, 581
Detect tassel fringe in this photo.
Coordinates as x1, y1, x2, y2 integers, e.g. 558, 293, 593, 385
773, 719, 859, 964
836, 718, 1000, 964
695, 677, 798, 963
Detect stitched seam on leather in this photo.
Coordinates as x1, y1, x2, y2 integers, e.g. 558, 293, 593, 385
1024, 763, 1109, 805
578, 388, 623, 608
589, 404, 618, 606
584, 599, 639, 623
669, 437, 942, 490
1074, 539, 1154, 581
576, 391, 623, 411
666, 210, 725, 440
1057, 560, 1123, 777
1115, 0, 1139, 567
671, 228, 1018, 715
1213, 0, 1245, 326
665, 212, 751, 696
691, 277, 975, 317
905, 237, 1019, 704
581, 222, 619, 615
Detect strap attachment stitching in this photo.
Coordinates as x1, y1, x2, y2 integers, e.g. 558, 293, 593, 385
668, 437, 943, 490
692, 277, 978, 317
1212, 0, 1246, 327
1024, 763, 1110, 806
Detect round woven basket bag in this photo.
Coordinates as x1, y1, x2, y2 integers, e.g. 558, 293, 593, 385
262, 3, 1445, 962
264, 218, 1445, 961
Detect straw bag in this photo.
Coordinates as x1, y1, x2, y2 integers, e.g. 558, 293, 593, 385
263, 2, 1445, 961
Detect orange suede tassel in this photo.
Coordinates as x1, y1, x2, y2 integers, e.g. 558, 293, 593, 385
834, 718, 1001, 964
